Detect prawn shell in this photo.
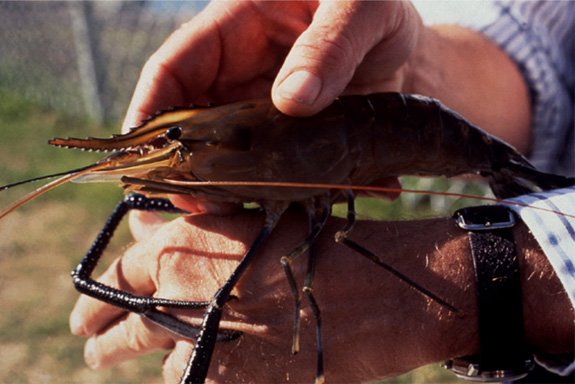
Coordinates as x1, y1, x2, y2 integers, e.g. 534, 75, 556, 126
48, 108, 206, 151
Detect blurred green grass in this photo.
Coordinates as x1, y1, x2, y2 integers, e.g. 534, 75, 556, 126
0, 92, 483, 383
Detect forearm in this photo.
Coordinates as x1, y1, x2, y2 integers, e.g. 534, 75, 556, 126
515, 220, 575, 355
209, 211, 477, 382
259, 212, 574, 381
406, 25, 532, 153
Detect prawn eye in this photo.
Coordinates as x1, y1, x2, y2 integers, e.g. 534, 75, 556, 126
166, 126, 182, 141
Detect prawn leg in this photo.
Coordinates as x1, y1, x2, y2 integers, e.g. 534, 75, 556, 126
302, 206, 328, 384
280, 200, 330, 384
72, 193, 240, 341
181, 207, 284, 384
335, 191, 463, 317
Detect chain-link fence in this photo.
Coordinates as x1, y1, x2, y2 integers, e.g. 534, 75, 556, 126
0, 1, 205, 124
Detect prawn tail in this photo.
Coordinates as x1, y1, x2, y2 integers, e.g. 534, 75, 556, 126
488, 161, 575, 199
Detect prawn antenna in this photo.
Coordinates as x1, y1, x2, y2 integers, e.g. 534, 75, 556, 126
0, 164, 97, 191
0, 163, 108, 219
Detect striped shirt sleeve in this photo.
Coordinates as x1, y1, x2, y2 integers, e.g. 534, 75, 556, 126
476, 1, 574, 177
414, 0, 574, 177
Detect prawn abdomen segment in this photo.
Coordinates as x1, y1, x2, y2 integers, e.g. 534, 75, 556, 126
362, 93, 517, 176
358, 93, 573, 197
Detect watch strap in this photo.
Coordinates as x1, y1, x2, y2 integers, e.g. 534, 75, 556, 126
445, 205, 533, 381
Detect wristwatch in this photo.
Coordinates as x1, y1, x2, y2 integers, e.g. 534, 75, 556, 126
444, 205, 534, 382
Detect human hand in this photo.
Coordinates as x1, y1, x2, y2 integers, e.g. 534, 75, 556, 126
122, 0, 422, 130
70, 207, 484, 383
120, 1, 421, 211
68, 209, 319, 382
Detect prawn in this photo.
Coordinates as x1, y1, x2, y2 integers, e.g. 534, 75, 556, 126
1, 93, 572, 383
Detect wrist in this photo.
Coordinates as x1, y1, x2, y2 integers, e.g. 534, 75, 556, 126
443, 210, 574, 379
403, 24, 442, 97
514, 222, 575, 355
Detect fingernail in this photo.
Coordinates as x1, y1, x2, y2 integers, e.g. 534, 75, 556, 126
69, 310, 84, 336
84, 338, 99, 369
196, 202, 222, 215
276, 70, 322, 105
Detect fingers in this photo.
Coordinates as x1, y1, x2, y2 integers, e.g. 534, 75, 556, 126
70, 211, 166, 337
70, 215, 198, 371
272, 1, 422, 117
162, 341, 193, 383
70, 212, 249, 339
272, 1, 391, 116
83, 312, 176, 370
129, 210, 166, 242
70, 240, 157, 337
122, 8, 222, 132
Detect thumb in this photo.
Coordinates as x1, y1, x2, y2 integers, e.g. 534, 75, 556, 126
272, 1, 387, 116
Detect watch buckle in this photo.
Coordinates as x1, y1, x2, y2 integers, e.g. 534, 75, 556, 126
444, 357, 534, 382
456, 209, 516, 231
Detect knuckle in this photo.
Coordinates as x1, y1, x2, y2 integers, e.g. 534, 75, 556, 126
121, 313, 175, 355
299, 27, 358, 70
163, 342, 193, 382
